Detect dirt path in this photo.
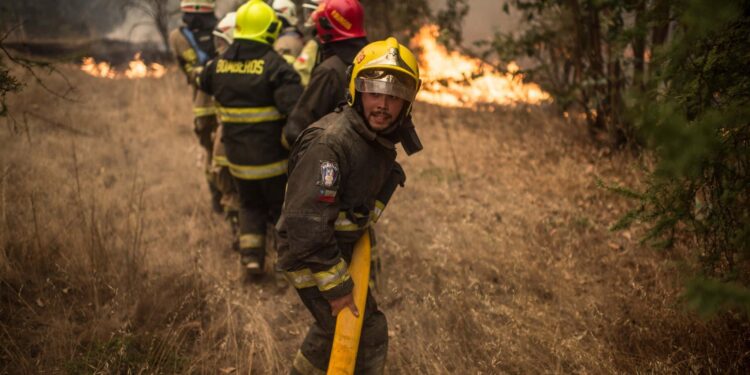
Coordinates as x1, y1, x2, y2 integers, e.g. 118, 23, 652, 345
2, 68, 742, 374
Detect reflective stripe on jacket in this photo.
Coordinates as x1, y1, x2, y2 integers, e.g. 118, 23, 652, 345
276, 106, 403, 300
197, 40, 303, 177
217, 106, 283, 123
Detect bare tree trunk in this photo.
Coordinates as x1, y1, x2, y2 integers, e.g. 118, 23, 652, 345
155, 0, 170, 51
382, 0, 393, 36
125, 0, 174, 51
632, 0, 646, 91
651, 0, 671, 47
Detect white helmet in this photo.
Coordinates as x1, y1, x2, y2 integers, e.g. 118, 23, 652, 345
213, 12, 236, 51
302, 0, 322, 11
180, 0, 215, 13
302, 0, 322, 28
272, 0, 298, 26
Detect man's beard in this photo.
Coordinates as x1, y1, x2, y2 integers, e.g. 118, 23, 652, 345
368, 110, 392, 125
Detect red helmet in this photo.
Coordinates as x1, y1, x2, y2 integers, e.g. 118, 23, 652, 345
313, 0, 366, 43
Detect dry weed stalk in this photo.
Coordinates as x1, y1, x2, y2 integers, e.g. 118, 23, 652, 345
1, 65, 747, 374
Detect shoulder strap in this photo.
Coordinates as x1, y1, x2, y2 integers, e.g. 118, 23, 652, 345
179, 27, 210, 65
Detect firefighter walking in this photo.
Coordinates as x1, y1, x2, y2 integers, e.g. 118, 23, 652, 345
276, 37, 423, 374
209, 12, 241, 246
283, 0, 369, 147
168, 0, 222, 212
292, 0, 323, 87
198, 0, 303, 272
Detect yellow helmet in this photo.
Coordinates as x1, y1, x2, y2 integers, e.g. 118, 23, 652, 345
180, 0, 215, 13
234, 0, 282, 44
348, 37, 421, 114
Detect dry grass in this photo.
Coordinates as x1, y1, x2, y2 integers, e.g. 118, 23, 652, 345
1, 65, 748, 374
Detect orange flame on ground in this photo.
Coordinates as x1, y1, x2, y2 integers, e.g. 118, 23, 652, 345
80, 53, 166, 79
410, 25, 550, 108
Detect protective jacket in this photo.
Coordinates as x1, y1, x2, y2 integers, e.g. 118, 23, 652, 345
283, 37, 368, 146
293, 38, 319, 86
198, 39, 303, 179
169, 27, 216, 118
277, 105, 405, 300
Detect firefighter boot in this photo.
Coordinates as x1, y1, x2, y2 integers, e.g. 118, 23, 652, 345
240, 248, 265, 274
227, 210, 240, 252
209, 182, 223, 214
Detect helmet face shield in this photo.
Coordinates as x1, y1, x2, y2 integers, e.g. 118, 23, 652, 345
355, 70, 417, 102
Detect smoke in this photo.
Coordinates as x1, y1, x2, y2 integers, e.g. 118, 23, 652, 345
428, 0, 522, 46
106, 0, 242, 43
1, 0, 127, 41
2, 0, 242, 43
106, 0, 181, 44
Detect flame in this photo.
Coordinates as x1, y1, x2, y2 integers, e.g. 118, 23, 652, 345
410, 25, 550, 108
80, 53, 167, 79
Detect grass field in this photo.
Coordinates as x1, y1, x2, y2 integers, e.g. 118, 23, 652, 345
1, 65, 748, 373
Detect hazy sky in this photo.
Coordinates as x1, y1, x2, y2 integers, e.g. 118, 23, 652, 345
429, 0, 521, 46
110, 0, 522, 46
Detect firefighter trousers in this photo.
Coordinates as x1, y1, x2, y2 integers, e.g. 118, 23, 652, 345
233, 174, 287, 265
291, 286, 388, 375
194, 114, 217, 155
195, 115, 221, 210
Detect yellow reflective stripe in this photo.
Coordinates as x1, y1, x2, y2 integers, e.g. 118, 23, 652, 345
370, 200, 386, 223
282, 54, 296, 65
193, 106, 216, 117
293, 350, 325, 375
285, 268, 316, 289
181, 48, 197, 64
280, 131, 290, 150
218, 106, 283, 123
313, 259, 350, 292
239, 233, 265, 249
285, 260, 351, 291
213, 155, 229, 167
334, 211, 370, 231
228, 159, 288, 180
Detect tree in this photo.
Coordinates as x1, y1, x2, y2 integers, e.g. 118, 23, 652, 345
0, 0, 127, 40
359, 0, 431, 42
489, 0, 677, 147
619, 0, 750, 316
123, 0, 180, 52
496, 0, 750, 316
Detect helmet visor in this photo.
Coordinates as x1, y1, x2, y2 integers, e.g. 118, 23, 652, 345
355, 70, 417, 102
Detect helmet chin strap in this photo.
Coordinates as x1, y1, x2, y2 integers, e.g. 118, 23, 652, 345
378, 109, 406, 135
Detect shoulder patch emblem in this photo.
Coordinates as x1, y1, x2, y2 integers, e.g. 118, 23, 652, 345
319, 161, 338, 188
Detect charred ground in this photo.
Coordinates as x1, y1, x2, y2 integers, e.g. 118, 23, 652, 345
1, 65, 748, 373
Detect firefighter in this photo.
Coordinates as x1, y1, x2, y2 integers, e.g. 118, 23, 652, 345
283, 0, 369, 147
198, 0, 303, 272
276, 37, 423, 374
292, 0, 322, 86
210, 12, 241, 247
168, 0, 222, 212
272, 0, 305, 64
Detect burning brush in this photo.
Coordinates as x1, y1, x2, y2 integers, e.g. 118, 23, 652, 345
410, 25, 549, 108
80, 53, 166, 79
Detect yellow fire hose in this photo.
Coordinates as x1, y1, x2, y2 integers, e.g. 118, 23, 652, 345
327, 230, 371, 375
